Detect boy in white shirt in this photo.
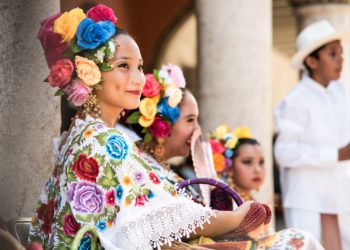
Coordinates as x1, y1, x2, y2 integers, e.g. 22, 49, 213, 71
274, 20, 350, 250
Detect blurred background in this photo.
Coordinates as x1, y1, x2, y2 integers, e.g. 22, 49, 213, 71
1, 0, 350, 235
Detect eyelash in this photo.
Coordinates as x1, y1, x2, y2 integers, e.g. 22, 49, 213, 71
117, 63, 144, 71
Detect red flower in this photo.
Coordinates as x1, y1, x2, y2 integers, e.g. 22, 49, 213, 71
135, 195, 148, 206
48, 59, 74, 88
104, 189, 116, 206
40, 200, 55, 235
63, 214, 80, 236
148, 172, 160, 185
209, 139, 225, 154
289, 238, 304, 249
149, 116, 171, 138
86, 4, 118, 23
72, 154, 100, 183
142, 74, 161, 97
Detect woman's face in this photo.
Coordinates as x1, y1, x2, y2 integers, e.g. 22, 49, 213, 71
97, 35, 145, 110
163, 92, 199, 159
230, 144, 265, 192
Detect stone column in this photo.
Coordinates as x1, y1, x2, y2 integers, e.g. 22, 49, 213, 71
293, 3, 350, 88
196, 0, 273, 207
0, 0, 61, 220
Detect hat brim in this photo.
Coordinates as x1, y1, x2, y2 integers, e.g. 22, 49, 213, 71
290, 31, 350, 70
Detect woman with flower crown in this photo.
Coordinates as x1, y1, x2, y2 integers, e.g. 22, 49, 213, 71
28, 5, 274, 250
122, 64, 325, 249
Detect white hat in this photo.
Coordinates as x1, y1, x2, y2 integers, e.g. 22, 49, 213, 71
291, 20, 350, 70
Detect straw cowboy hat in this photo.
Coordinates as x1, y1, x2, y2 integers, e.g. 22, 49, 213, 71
291, 20, 350, 70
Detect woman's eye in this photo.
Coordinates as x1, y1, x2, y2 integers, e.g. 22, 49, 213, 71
138, 65, 144, 71
259, 160, 265, 165
118, 63, 129, 69
242, 159, 252, 165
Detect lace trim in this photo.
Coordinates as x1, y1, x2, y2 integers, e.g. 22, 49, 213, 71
101, 198, 216, 250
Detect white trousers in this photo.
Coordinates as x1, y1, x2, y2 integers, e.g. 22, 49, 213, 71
284, 208, 350, 250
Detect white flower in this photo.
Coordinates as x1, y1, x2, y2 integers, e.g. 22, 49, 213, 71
95, 50, 105, 63
108, 40, 115, 56
158, 69, 173, 84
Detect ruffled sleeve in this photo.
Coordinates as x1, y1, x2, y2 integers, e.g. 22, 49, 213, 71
63, 118, 215, 250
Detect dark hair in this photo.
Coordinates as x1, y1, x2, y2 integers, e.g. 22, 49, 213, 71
302, 44, 326, 75
232, 138, 260, 160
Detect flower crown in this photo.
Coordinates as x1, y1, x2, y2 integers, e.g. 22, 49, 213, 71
38, 4, 119, 107
125, 64, 186, 142
209, 125, 253, 173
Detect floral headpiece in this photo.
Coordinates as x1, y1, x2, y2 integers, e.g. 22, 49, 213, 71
38, 4, 119, 107
125, 64, 186, 142
209, 125, 253, 173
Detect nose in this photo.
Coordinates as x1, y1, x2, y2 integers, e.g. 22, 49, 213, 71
131, 69, 145, 87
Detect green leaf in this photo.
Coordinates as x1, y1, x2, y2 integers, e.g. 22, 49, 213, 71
81, 145, 92, 156
99, 62, 113, 72
66, 165, 77, 182
57, 203, 71, 225
153, 69, 159, 78
96, 163, 118, 189
132, 153, 152, 171
94, 154, 106, 166
142, 188, 150, 196
76, 213, 93, 223
95, 132, 110, 146
126, 111, 140, 124
54, 88, 65, 96
126, 194, 134, 202
144, 132, 152, 143
69, 37, 80, 53
58, 229, 73, 245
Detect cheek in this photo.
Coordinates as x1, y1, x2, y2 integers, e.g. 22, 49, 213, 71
234, 165, 253, 185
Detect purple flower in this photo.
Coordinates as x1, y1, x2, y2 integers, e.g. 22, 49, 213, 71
68, 181, 104, 214
133, 171, 146, 185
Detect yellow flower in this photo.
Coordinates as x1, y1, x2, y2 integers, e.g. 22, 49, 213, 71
138, 115, 155, 128
150, 95, 160, 104
121, 175, 133, 186
166, 86, 183, 107
259, 234, 277, 248
124, 198, 132, 207
54, 8, 85, 42
213, 153, 225, 172
75, 56, 101, 86
139, 98, 157, 119
233, 127, 252, 139
214, 125, 230, 140
225, 138, 237, 149
83, 127, 94, 138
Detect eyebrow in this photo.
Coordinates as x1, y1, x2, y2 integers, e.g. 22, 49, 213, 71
115, 56, 143, 62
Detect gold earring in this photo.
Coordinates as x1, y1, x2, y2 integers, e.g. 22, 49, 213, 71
81, 94, 101, 118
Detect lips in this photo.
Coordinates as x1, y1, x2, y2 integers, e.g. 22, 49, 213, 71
252, 177, 262, 182
127, 90, 141, 95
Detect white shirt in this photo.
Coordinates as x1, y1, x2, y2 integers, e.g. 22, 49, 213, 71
274, 74, 350, 213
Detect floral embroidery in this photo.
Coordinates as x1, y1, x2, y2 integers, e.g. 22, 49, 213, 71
104, 189, 116, 206
121, 175, 133, 186
133, 170, 146, 185
148, 172, 160, 184
105, 134, 128, 160
83, 127, 94, 138
135, 195, 148, 206
68, 181, 104, 214
63, 214, 80, 236
72, 154, 100, 183
115, 185, 123, 202
96, 220, 107, 232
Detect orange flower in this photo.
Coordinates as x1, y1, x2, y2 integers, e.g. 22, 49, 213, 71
213, 153, 225, 172
75, 56, 101, 86
121, 175, 133, 186
83, 127, 94, 138
54, 8, 85, 42
139, 115, 155, 128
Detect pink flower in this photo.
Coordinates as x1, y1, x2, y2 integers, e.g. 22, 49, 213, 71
149, 116, 171, 138
86, 4, 118, 23
142, 74, 161, 97
64, 79, 92, 106
63, 214, 80, 236
37, 12, 68, 68
104, 189, 116, 206
48, 59, 74, 88
209, 139, 225, 154
135, 195, 148, 206
162, 64, 186, 88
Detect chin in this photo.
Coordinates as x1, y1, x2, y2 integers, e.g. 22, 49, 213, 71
124, 100, 141, 110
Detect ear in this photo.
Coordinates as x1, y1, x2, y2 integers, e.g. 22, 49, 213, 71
304, 56, 319, 70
